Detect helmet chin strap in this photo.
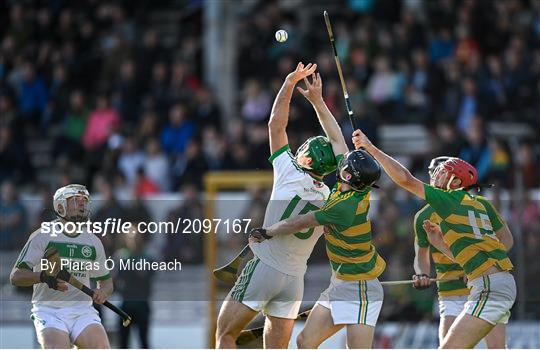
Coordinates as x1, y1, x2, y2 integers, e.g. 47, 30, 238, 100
446, 174, 456, 191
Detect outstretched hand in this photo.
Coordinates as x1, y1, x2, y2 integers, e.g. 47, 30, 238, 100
286, 62, 317, 85
352, 129, 374, 150
297, 72, 323, 104
422, 220, 451, 256
40, 271, 68, 291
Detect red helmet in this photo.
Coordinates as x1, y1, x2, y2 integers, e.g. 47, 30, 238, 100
440, 158, 478, 189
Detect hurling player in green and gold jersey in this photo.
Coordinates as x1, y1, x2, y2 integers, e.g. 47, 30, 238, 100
413, 157, 506, 348
352, 129, 515, 349
250, 146, 386, 348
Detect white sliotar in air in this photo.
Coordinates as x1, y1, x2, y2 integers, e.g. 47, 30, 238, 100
275, 30, 288, 42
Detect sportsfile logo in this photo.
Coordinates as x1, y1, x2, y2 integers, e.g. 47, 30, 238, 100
41, 219, 133, 237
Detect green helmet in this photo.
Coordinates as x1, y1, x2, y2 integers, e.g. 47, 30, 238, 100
295, 136, 337, 176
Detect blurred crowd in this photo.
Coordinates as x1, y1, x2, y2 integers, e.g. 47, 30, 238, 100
1, 0, 540, 322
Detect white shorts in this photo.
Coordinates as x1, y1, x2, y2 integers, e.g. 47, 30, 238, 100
316, 275, 383, 326
228, 257, 303, 319
463, 271, 516, 325
31, 305, 102, 344
438, 296, 467, 317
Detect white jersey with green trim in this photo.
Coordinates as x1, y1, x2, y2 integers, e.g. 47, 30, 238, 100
250, 145, 330, 277
15, 220, 110, 310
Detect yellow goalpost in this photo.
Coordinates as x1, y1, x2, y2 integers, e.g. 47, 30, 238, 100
203, 171, 274, 348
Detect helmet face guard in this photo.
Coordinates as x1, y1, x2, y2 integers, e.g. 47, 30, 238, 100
53, 184, 91, 222
294, 136, 337, 176
337, 150, 381, 191
428, 156, 451, 179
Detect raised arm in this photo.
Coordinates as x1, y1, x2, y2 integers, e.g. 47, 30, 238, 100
423, 220, 455, 260
352, 129, 426, 199
297, 73, 348, 155
268, 62, 317, 154
249, 212, 319, 242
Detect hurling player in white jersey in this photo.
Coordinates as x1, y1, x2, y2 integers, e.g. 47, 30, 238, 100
216, 63, 347, 348
10, 184, 113, 349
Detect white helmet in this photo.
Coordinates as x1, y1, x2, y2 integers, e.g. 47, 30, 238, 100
53, 184, 90, 221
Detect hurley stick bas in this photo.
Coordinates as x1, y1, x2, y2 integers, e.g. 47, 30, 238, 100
43, 247, 132, 327
213, 244, 251, 284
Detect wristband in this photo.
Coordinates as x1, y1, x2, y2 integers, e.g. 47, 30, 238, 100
40, 271, 59, 290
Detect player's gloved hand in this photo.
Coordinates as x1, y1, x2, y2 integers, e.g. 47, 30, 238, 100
39, 271, 69, 291
56, 269, 70, 282
40, 271, 60, 289
249, 228, 272, 243
412, 274, 431, 290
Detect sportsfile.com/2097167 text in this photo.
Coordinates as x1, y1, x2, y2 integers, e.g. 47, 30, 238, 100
40, 218, 253, 237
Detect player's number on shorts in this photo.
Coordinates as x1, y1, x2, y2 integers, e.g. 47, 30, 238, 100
281, 195, 319, 239
467, 210, 496, 239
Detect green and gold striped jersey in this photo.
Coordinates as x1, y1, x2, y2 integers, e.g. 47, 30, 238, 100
314, 182, 386, 281
414, 204, 468, 297
423, 184, 513, 280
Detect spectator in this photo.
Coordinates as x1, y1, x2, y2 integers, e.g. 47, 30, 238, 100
168, 60, 200, 102
366, 55, 400, 121
123, 194, 151, 224
459, 117, 492, 182
433, 122, 464, 158
163, 184, 203, 263
143, 138, 170, 192
172, 139, 208, 189
115, 230, 153, 349
134, 167, 159, 198
480, 56, 507, 117
93, 179, 127, 252
194, 87, 222, 131
53, 90, 89, 161
367, 56, 399, 104
136, 110, 160, 145
428, 28, 455, 63
160, 103, 195, 156
0, 180, 27, 250
488, 138, 511, 186
148, 62, 170, 115
202, 127, 228, 170
135, 31, 166, 88
32, 183, 55, 231
0, 94, 18, 128
118, 136, 146, 185
456, 77, 478, 132
241, 79, 271, 124
516, 142, 540, 188
114, 60, 140, 123
16, 62, 48, 125
0, 125, 32, 184
82, 94, 121, 150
